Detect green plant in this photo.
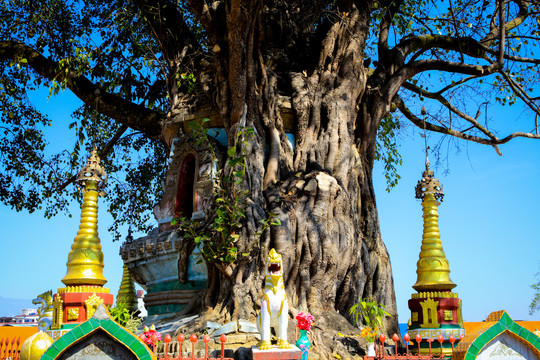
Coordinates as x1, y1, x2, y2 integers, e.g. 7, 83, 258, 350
173, 120, 257, 265
176, 72, 197, 94
349, 298, 391, 332
375, 114, 402, 192
530, 271, 540, 315
125, 316, 143, 333
109, 303, 139, 328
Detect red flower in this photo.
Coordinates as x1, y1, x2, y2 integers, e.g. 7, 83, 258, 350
296, 312, 314, 331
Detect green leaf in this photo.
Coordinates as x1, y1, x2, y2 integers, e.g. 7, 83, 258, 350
233, 170, 245, 178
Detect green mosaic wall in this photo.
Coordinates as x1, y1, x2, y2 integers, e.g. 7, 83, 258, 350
42, 316, 155, 360
463, 312, 540, 360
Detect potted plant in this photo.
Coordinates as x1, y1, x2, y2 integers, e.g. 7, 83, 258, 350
349, 298, 391, 356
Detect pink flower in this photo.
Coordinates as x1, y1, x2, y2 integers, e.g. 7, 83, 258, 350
141, 324, 162, 346
296, 312, 314, 331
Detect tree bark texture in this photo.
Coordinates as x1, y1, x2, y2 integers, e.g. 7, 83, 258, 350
173, 2, 400, 356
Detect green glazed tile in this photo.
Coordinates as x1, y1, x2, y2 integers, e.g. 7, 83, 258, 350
132, 342, 148, 355
78, 321, 92, 333
81, 322, 94, 335
87, 318, 100, 329
484, 326, 500, 340
70, 325, 84, 339
61, 330, 77, 344
523, 331, 535, 342
122, 336, 137, 348
468, 343, 480, 356
116, 328, 132, 343
109, 324, 126, 339
513, 326, 525, 338
45, 346, 60, 358
52, 336, 68, 351
491, 323, 504, 335
101, 319, 116, 332
474, 334, 488, 350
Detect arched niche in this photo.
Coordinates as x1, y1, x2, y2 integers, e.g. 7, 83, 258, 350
174, 153, 196, 219
153, 135, 219, 231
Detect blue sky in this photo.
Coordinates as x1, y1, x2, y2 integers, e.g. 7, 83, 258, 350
0, 90, 539, 325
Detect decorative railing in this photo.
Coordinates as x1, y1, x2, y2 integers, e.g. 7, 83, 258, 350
157, 333, 234, 360
366, 333, 462, 360
0, 337, 21, 360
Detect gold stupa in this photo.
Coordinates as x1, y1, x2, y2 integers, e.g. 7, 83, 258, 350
412, 157, 456, 292
62, 149, 108, 286
116, 264, 138, 312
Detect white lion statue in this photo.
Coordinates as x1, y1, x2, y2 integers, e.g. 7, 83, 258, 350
256, 248, 291, 350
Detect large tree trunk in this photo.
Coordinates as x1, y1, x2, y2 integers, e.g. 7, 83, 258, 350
176, 1, 399, 357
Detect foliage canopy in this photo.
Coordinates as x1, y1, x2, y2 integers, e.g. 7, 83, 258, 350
1, 0, 540, 238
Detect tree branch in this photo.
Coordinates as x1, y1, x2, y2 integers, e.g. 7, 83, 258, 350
378, 0, 404, 57
408, 59, 487, 75
186, 0, 220, 45
402, 81, 499, 142
447, 0, 465, 63
436, 75, 481, 95
498, 70, 540, 115
0, 41, 164, 139
394, 32, 540, 67
395, 34, 488, 60
485, 0, 506, 73
381, 59, 486, 102
482, 0, 529, 46
133, 0, 202, 61
395, 96, 540, 152
57, 124, 129, 191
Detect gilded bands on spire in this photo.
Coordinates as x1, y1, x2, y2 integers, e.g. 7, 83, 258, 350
62, 151, 108, 286
412, 193, 456, 291
116, 265, 138, 313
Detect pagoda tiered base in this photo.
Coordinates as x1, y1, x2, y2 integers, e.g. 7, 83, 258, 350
50, 286, 113, 330
407, 291, 465, 357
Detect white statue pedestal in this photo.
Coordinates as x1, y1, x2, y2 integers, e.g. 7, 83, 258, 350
251, 345, 302, 360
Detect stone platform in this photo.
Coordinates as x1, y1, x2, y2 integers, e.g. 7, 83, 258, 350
251, 345, 302, 360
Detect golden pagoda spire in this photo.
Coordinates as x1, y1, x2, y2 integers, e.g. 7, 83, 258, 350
412, 157, 456, 292
62, 149, 108, 286
116, 264, 138, 313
